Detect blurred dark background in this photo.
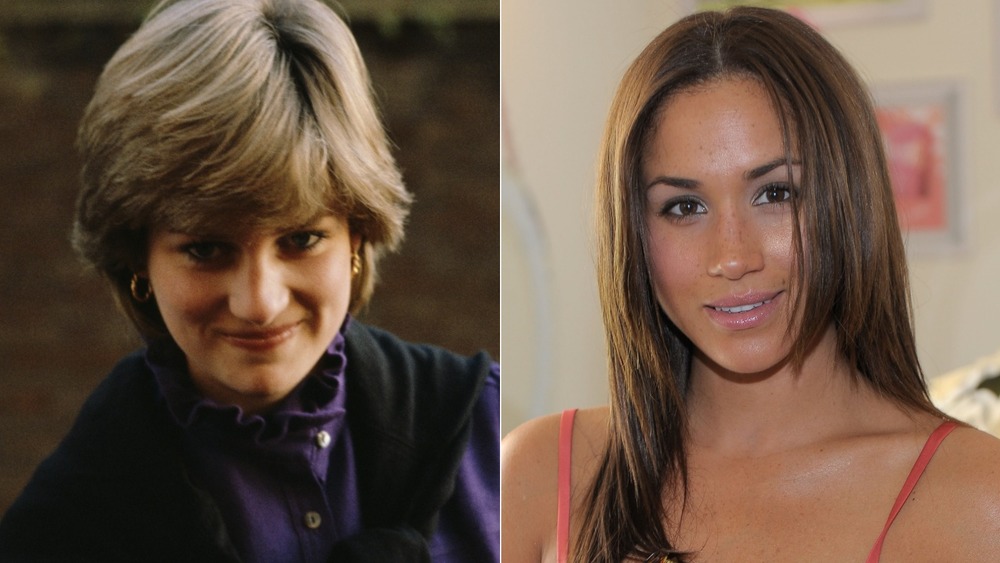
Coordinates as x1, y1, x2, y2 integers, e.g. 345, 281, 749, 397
0, 0, 498, 515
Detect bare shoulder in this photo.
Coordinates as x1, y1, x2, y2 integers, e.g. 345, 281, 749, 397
501, 411, 565, 563
932, 424, 1000, 499
500, 407, 610, 493
908, 424, 1000, 558
501, 411, 562, 509
933, 424, 1000, 501
501, 407, 609, 563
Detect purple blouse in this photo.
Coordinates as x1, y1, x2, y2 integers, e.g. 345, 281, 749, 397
148, 319, 499, 563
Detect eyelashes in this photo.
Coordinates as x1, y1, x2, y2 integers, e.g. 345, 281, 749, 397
657, 182, 797, 221
659, 197, 706, 219
179, 230, 329, 264
752, 183, 795, 206
181, 241, 226, 262
280, 231, 328, 252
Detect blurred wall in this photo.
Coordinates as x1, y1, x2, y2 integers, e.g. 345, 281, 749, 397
502, 0, 1000, 434
0, 3, 498, 515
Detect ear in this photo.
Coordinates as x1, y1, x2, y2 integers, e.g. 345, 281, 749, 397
350, 234, 362, 254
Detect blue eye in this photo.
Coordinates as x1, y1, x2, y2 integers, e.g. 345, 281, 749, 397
753, 183, 795, 205
182, 241, 225, 262
282, 231, 326, 251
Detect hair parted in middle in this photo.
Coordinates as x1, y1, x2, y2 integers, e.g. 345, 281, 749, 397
581, 7, 941, 562
72, 0, 412, 340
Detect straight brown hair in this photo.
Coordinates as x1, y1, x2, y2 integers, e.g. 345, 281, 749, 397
581, 7, 941, 561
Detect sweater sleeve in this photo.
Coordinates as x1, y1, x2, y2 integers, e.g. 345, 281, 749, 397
0, 352, 240, 563
427, 362, 500, 563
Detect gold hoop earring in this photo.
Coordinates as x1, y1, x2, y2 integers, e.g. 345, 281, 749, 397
351, 252, 362, 276
130, 274, 152, 303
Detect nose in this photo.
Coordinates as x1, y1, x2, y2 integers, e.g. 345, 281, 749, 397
228, 253, 289, 325
707, 210, 764, 280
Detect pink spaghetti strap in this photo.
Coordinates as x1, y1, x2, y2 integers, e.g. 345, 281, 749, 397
865, 421, 957, 563
557, 409, 577, 563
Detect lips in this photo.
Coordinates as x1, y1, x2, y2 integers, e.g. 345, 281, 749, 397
705, 291, 782, 330
217, 323, 299, 351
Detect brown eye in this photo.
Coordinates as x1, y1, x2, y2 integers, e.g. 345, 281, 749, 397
753, 183, 794, 205
661, 198, 706, 218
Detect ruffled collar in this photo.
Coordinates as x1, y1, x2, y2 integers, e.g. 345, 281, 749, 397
146, 317, 351, 458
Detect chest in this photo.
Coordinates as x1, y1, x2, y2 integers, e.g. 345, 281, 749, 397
667, 443, 939, 562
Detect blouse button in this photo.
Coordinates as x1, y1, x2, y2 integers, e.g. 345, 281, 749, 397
304, 511, 322, 529
315, 430, 332, 449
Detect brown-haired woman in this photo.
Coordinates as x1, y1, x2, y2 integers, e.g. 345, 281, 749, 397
502, 7, 1000, 562
0, 1, 498, 561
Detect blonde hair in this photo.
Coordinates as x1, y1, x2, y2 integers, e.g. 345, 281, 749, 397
74, 0, 412, 339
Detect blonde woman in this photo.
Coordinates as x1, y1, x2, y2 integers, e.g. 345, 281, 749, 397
0, 1, 498, 561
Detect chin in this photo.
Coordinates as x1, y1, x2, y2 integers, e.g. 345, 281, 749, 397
255, 365, 311, 390
696, 349, 792, 380
220, 364, 307, 401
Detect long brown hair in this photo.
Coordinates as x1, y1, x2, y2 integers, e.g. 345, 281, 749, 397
581, 7, 941, 561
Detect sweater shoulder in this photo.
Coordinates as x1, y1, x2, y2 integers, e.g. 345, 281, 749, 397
345, 322, 494, 411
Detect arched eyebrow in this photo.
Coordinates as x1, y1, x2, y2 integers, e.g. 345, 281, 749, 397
746, 157, 799, 181
644, 175, 699, 190
644, 157, 799, 191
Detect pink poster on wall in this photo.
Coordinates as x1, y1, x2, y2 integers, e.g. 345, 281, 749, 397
876, 103, 948, 232
873, 81, 963, 253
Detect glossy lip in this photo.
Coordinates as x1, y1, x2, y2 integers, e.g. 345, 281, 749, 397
704, 291, 783, 331
216, 322, 300, 351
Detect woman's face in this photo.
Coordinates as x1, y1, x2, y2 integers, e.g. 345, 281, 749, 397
642, 77, 799, 377
146, 214, 358, 413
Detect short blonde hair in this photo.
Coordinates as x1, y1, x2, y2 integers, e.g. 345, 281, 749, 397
73, 0, 412, 339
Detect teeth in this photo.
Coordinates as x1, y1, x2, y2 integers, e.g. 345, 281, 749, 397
715, 299, 770, 314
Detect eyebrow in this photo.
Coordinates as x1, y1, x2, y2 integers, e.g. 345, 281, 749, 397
645, 157, 799, 190
747, 158, 799, 180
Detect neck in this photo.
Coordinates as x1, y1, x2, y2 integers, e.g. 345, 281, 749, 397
684, 326, 884, 455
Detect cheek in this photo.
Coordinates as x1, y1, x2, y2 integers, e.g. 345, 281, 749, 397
153, 278, 219, 329
299, 251, 353, 310
762, 218, 797, 280
646, 230, 701, 315
146, 257, 219, 330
